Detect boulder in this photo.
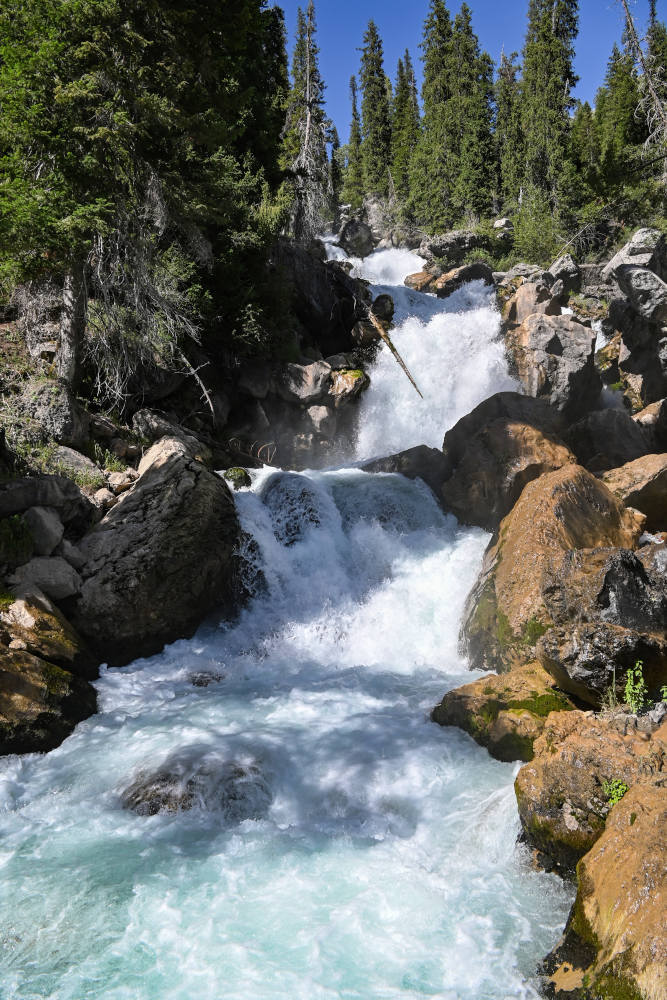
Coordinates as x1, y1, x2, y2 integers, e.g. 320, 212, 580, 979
0, 476, 93, 528
440, 420, 576, 530
350, 318, 381, 347
10, 556, 82, 600
601, 453, 667, 532
371, 293, 394, 325
505, 314, 601, 419
362, 445, 450, 499
106, 469, 138, 495
615, 267, 667, 325
22, 506, 64, 556
418, 230, 488, 267
431, 662, 575, 762
564, 408, 649, 472
0, 648, 97, 755
431, 262, 494, 299
537, 542, 667, 704
132, 409, 210, 462
442, 392, 566, 465
275, 360, 331, 405
338, 218, 375, 258
223, 467, 252, 491
52, 446, 103, 482
72, 437, 244, 666
602, 227, 667, 284
0, 586, 96, 678
20, 378, 89, 449
540, 777, 667, 1000
460, 465, 645, 675
306, 405, 336, 437
515, 711, 666, 874
503, 281, 561, 325
404, 270, 436, 293
328, 369, 369, 408
547, 253, 581, 295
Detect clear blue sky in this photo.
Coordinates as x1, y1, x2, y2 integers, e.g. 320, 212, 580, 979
272, 0, 660, 142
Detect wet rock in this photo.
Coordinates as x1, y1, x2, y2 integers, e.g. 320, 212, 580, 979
505, 313, 600, 420
328, 369, 369, 408
10, 556, 82, 601
440, 419, 575, 531
0, 648, 97, 755
418, 230, 488, 267
223, 467, 252, 491
22, 506, 64, 556
460, 466, 645, 675
0, 586, 96, 678
362, 445, 449, 500
442, 392, 566, 464
275, 360, 331, 405
350, 318, 381, 347
261, 472, 322, 546
602, 453, 667, 531
404, 270, 436, 292
20, 378, 89, 449
515, 711, 666, 874
338, 218, 375, 258
371, 293, 394, 325
539, 777, 667, 1000
72, 438, 243, 666
432, 262, 494, 299
121, 753, 272, 820
564, 408, 650, 472
431, 662, 576, 762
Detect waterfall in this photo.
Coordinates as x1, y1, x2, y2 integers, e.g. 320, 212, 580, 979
0, 246, 573, 1000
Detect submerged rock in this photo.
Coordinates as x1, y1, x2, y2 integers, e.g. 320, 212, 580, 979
338, 218, 375, 258
261, 472, 323, 546
362, 445, 449, 500
72, 437, 243, 666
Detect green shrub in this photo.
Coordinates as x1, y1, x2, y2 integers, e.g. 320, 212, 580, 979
602, 778, 628, 806
624, 660, 648, 715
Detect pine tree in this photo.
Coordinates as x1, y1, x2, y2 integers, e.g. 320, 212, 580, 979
341, 76, 365, 209
328, 126, 343, 227
568, 100, 600, 194
520, 0, 579, 200
359, 20, 392, 196
391, 51, 421, 202
409, 0, 453, 229
283, 1, 330, 239
446, 5, 496, 221
595, 42, 646, 187
495, 51, 524, 207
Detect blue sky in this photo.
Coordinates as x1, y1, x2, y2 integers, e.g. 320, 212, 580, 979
272, 0, 659, 142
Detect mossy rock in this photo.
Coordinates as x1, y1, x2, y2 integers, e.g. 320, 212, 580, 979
223, 467, 252, 490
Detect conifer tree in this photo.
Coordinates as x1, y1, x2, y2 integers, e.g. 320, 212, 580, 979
391, 51, 421, 202
409, 0, 453, 229
359, 20, 393, 196
520, 0, 579, 200
328, 126, 343, 227
283, 1, 330, 239
495, 52, 524, 207
341, 76, 365, 209
595, 42, 646, 186
568, 100, 600, 194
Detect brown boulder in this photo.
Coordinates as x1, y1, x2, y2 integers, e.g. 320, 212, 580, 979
602, 453, 667, 532
442, 391, 566, 464
540, 778, 667, 1000
432, 262, 494, 299
503, 280, 561, 325
0, 648, 97, 755
404, 270, 436, 293
460, 465, 645, 675
431, 661, 576, 762
440, 419, 575, 530
515, 711, 666, 874
0, 586, 97, 679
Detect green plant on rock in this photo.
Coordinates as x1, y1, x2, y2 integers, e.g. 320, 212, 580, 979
624, 660, 648, 715
602, 778, 628, 806
660, 684, 667, 702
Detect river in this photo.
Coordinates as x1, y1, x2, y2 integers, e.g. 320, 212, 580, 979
0, 246, 573, 1000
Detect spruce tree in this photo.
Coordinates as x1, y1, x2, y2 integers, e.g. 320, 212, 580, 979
391, 51, 421, 203
283, 1, 330, 239
328, 126, 343, 227
595, 42, 646, 187
495, 52, 524, 207
359, 20, 393, 196
409, 0, 453, 229
568, 100, 600, 195
520, 0, 579, 200
341, 76, 365, 209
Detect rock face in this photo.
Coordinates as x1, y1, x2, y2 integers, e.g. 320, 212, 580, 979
20, 378, 89, 448
440, 419, 575, 530
338, 218, 375, 258
0, 648, 97, 755
503, 280, 561, 325
431, 661, 575, 762
418, 230, 488, 267
547, 254, 581, 295
460, 465, 645, 676
602, 227, 667, 283
72, 438, 244, 665
505, 314, 601, 419
540, 779, 667, 1000
0, 586, 96, 678
602, 453, 667, 532
515, 711, 666, 874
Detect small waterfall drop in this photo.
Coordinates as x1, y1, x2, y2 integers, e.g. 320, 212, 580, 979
0, 246, 573, 1000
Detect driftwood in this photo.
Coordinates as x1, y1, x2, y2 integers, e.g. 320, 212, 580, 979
366, 311, 424, 399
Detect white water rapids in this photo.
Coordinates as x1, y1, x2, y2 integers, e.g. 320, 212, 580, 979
0, 248, 573, 999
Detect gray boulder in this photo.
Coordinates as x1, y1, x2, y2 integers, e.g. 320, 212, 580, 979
418, 230, 488, 267
72, 438, 244, 665
505, 313, 601, 419
547, 253, 581, 294
338, 218, 375, 258
275, 360, 331, 405
22, 506, 64, 556
0, 475, 93, 529
21, 378, 89, 448
362, 445, 449, 499
602, 228, 667, 283
306, 405, 336, 437
10, 556, 82, 600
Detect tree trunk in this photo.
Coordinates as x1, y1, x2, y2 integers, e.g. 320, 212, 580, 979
56, 262, 86, 386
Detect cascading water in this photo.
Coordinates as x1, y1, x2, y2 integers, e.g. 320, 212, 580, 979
0, 247, 573, 1000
